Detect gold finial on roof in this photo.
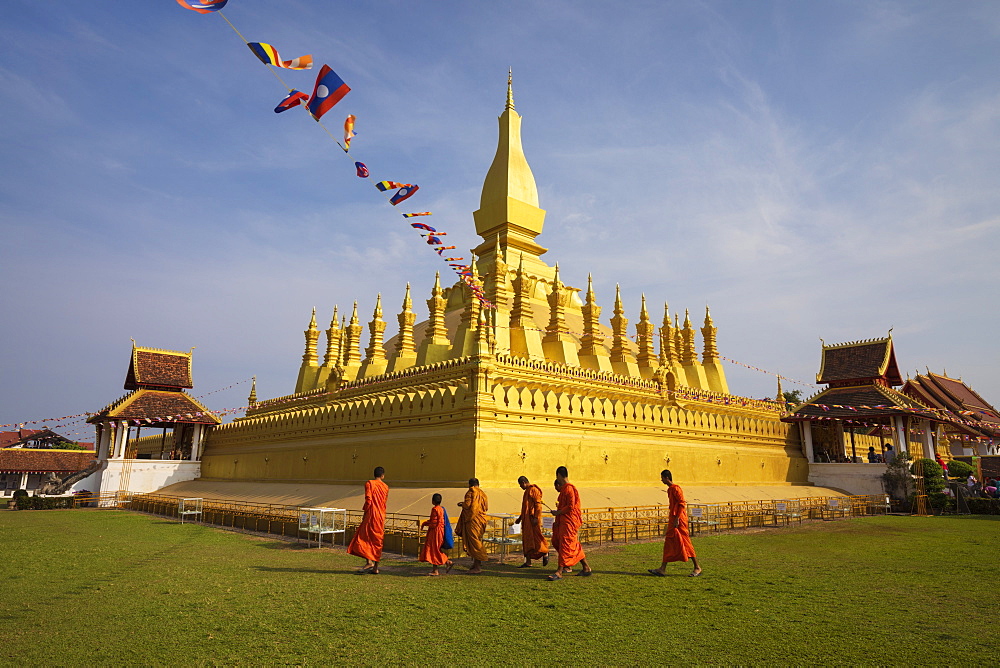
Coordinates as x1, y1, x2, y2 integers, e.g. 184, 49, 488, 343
329, 305, 339, 328
640, 294, 649, 319
373, 293, 383, 319
350, 301, 359, 325
506, 68, 515, 111
308, 307, 317, 330
248, 376, 257, 405
402, 283, 412, 310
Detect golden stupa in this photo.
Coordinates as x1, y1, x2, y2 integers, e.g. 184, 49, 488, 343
191, 77, 808, 505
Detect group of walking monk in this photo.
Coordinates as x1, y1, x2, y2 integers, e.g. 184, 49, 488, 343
346, 465, 701, 579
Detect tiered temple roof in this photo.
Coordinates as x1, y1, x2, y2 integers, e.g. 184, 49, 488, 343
903, 372, 1000, 439
89, 344, 220, 427
786, 335, 937, 423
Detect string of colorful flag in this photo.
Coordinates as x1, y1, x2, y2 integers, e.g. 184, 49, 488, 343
174, 0, 492, 307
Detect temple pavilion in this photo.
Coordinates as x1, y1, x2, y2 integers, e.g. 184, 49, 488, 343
783, 335, 946, 464
902, 371, 1000, 456
155, 79, 821, 508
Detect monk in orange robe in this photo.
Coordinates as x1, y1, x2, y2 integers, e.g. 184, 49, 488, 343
347, 466, 388, 574
419, 493, 454, 576
455, 477, 489, 574
514, 475, 549, 568
648, 469, 701, 577
548, 467, 592, 580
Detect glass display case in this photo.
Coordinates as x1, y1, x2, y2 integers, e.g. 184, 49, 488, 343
298, 507, 347, 547
178, 498, 203, 524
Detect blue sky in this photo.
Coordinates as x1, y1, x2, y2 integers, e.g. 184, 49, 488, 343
2, 1, 999, 437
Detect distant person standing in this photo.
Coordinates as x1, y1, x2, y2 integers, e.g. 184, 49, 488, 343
455, 478, 489, 574
648, 470, 702, 577
883, 444, 895, 463
513, 476, 549, 568
348, 466, 388, 574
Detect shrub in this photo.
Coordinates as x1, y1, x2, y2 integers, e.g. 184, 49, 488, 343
945, 460, 974, 480
14, 496, 75, 510
966, 498, 1000, 515
11, 489, 28, 509
912, 458, 946, 494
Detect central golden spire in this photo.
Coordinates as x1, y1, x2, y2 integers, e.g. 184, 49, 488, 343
473, 71, 547, 263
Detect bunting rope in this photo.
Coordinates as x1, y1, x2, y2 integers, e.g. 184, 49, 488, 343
176, 1, 492, 307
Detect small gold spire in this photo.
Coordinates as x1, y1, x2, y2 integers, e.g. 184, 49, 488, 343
248, 376, 257, 405
308, 307, 317, 330
506, 68, 514, 111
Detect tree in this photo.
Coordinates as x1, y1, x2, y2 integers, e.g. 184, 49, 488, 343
882, 451, 913, 505
782, 390, 803, 406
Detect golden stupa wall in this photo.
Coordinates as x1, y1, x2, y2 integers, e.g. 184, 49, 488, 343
202, 351, 806, 488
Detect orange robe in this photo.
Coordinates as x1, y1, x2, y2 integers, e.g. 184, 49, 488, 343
517, 484, 549, 560
347, 478, 388, 561
419, 505, 448, 566
455, 486, 489, 561
662, 484, 697, 563
553, 482, 585, 569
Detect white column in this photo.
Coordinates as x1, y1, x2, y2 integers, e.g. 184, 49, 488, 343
801, 421, 815, 463
189, 424, 202, 461
19, 472, 28, 490
894, 416, 908, 455
111, 422, 128, 459
97, 424, 112, 460
922, 422, 934, 459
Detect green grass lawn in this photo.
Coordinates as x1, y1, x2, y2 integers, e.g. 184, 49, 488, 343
1, 510, 996, 666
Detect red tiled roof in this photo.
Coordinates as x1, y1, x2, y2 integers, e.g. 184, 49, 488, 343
89, 389, 221, 425
0, 429, 83, 449
817, 337, 902, 386
0, 430, 46, 447
784, 384, 937, 422
124, 347, 193, 391
0, 449, 96, 474
902, 373, 1000, 438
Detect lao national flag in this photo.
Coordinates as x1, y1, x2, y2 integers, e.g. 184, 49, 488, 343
274, 90, 308, 114
307, 65, 350, 121
176, 0, 228, 13
389, 184, 419, 206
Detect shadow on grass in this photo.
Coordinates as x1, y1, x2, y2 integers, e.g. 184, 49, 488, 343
257, 541, 322, 551
253, 565, 345, 575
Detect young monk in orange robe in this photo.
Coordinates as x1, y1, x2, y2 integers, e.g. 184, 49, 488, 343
347, 466, 388, 574
455, 477, 489, 574
548, 467, 592, 581
419, 493, 454, 576
514, 475, 549, 568
648, 469, 702, 577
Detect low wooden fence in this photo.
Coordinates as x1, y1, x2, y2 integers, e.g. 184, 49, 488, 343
63, 491, 890, 559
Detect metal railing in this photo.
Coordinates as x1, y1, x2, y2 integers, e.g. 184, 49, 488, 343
59, 491, 890, 557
